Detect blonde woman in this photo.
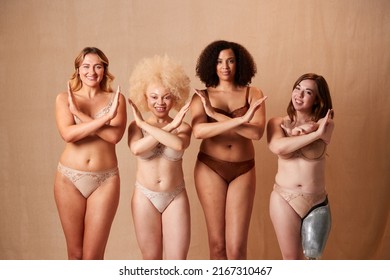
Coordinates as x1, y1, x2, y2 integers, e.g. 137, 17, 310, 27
127, 55, 191, 259
54, 47, 127, 259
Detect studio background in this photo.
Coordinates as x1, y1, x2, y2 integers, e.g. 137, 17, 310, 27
0, 0, 389, 259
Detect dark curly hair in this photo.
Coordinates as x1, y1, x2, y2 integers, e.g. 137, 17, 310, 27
287, 73, 334, 122
196, 40, 257, 87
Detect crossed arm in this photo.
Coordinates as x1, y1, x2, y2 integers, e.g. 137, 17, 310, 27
191, 88, 267, 140
127, 99, 192, 156
55, 84, 127, 144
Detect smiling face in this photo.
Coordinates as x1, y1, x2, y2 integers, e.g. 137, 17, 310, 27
145, 83, 174, 118
216, 48, 236, 83
291, 79, 318, 113
78, 53, 105, 88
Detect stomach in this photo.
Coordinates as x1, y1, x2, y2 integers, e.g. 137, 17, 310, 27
59, 137, 117, 171
275, 157, 326, 193
200, 134, 255, 162
136, 159, 184, 192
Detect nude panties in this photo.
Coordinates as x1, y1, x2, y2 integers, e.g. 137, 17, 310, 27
135, 181, 185, 213
57, 162, 119, 198
273, 184, 328, 218
197, 151, 255, 184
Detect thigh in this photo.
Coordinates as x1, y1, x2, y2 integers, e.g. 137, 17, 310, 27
269, 190, 304, 259
225, 169, 256, 253
54, 171, 87, 258
194, 160, 228, 242
162, 189, 191, 260
83, 175, 120, 259
131, 186, 163, 259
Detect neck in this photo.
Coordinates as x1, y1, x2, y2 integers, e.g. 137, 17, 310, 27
295, 111, 314, 124
148, 115, 171, 125
216, 80, 238, 91
80, 85, 101, 98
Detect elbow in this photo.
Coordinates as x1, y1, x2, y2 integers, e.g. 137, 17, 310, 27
193, 132, 203, 140
252, 130, 264, 141
61, 133, 78, 143
251, 127, 265, 141
108, 130, 126, 144
192, 128, 204, 140
268, 144, 286, 156
107, 135, 123, 144
175, 142, 188, 152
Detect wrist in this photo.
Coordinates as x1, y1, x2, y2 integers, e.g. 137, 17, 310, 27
164, 123, 174, 132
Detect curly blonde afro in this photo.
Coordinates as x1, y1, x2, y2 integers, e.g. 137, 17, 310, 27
129, 55, 191, 111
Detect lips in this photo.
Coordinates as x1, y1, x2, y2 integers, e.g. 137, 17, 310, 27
86, 76, 98, 81
294, 99, 303, 105
155, 107, 166, 112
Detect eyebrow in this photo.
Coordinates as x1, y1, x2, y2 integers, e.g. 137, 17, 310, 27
297, 84, 314, 91
81, 62, 103, 66
218, 56, 235, 60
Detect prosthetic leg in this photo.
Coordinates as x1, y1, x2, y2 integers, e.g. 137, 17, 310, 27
301, 201, 331, 259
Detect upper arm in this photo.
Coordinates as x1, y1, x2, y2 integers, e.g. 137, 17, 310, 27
190, 93, 207, 128
177, 122, 192, 150
127, 121, 143, 153
55, 92, 74, 141
267, 117, 285, 151
248, 87, 266, 126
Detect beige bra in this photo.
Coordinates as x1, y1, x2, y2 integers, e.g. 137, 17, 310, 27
281, 119, 327, 161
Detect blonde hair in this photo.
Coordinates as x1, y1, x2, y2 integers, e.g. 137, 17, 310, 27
69, 47, 114, 92
129, 55, 190, 111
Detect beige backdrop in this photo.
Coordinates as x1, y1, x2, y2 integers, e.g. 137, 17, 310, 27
0, 0, 389, 260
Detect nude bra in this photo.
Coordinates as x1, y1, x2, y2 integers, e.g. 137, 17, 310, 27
74, 93, 114, 124
138, 129, 184, 161
281, 119, 327, 161
206, 87, 250, 122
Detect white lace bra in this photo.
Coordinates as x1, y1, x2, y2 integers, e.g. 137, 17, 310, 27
138, 129, 183, 161
74, 93, 114, 124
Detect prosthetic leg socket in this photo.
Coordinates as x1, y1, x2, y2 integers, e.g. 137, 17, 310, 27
301, 203, 331, 259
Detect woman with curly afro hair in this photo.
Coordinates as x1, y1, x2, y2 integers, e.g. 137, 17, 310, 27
191, 40, 267, 259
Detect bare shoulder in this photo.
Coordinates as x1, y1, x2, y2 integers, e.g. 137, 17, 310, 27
268, 116, 284, 126
56, 91, 68, 105
248, 86, 264, 99
56, 91, 67, 99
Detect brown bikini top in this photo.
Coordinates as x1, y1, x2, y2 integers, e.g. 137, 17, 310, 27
206, 87, 250, 122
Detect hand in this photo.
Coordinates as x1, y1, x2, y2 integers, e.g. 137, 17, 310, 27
316, 109, 333, 144
170, 99, 192, 130
67, 81, 79, 115
107, 86, 121, 121
282, 121, 319, 136
242, 96, 268, 123
194, 89, 216, 117
127, 98, 145, 127
280, 123, 293, 135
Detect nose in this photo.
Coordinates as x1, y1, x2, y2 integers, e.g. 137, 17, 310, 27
88, 66, 97, 75
157, 97, 165, 105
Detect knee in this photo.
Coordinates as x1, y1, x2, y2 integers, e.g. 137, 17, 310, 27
282, 250, 305, 260
209, 241, 227, 260
141, 248, 163, 260
67, 248, 83, 260
227, 245, 246, 260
